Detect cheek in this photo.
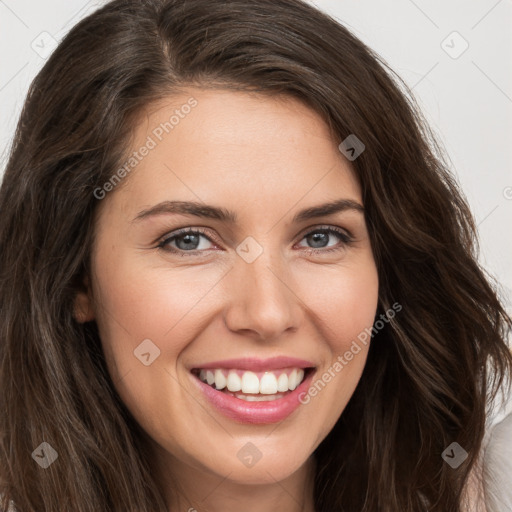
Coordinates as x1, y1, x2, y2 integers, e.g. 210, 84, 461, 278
297, 256, 379, 351
92, 250, 224, 348
294, 257, 378, 434
90, 247, 232, 428
90, 249, 223, 437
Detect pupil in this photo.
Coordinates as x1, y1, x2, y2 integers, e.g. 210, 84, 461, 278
309, 232, 327, 248
177, 234, 199, 250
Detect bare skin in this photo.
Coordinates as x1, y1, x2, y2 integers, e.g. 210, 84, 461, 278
75, 88, 379, 512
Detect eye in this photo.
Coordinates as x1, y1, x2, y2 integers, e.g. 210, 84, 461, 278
156, 225, 353, 257
157, 227, 216, 254
296, 226, 353, 254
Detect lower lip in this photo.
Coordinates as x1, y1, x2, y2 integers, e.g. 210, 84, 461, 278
191, 369, 316, 424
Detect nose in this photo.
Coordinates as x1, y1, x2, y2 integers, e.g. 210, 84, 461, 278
223, 246, 303, 341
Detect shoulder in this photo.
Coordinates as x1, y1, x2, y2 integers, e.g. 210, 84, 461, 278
481, 382, 512, 512
461, 370, 512, 512
479, 372, 512, 512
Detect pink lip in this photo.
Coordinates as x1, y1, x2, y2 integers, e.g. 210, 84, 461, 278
190, 356, 315, 372
190, 367, 317, 424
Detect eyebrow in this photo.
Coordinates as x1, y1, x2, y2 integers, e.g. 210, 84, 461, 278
132, 198, 364, 224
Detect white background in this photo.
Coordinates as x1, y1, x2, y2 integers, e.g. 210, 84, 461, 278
1, 0, 511, 313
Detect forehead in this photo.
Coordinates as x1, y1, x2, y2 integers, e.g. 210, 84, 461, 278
101, 88, 362, 221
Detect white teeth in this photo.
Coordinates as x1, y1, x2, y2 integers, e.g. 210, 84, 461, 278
277, 373, 289, 392
289, 369, 304, 390
206, 370, 215, 386
226, 371, 242, 392
297, 369, 304, 387
241, 371, 260, 393
288, 369, 298, 390
231, 392, 287, 401
259, 372, 278, 394
214, 369, 227, 390
197, 367, 308, 394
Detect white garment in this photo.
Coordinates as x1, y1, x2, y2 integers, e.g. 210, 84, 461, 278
481, 377, 512, 512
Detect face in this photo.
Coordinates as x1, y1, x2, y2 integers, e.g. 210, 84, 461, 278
77, 88, 379, 492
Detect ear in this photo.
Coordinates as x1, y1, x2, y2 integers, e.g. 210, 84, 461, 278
73, 275, 95, 323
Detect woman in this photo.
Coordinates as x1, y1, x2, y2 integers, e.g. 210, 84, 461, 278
1, 0, 511, 510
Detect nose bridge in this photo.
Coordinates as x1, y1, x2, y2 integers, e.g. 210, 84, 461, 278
224, 238, 301, 338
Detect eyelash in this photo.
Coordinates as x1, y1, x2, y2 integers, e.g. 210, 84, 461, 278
156, 225, 353, 257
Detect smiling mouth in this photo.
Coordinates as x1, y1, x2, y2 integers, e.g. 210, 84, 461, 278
191, 367, 316, 401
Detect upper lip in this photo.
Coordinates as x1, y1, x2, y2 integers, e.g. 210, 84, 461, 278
190, 356, 316, 372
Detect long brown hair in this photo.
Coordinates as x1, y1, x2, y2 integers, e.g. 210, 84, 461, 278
1, 0, 511, 510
